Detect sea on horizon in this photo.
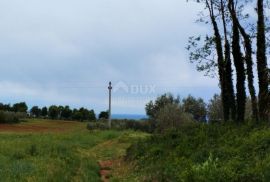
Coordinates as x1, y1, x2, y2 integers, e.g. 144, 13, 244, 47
112, 114, 147, 120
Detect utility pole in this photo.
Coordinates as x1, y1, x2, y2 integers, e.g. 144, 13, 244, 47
108, 81, 112, 129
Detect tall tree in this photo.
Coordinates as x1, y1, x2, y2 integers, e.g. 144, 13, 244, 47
205, 0, 229, 121
41, 107, 48, 117
182, 95, 207, 122
221, 0, 236, 121
30, 106, 41, 117
230, 0, 246, 122
13, 102, 28, 113
257, 0, 269, 121
228, 0, 258, 121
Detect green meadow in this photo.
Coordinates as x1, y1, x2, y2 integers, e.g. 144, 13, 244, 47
0, 119, 147, 182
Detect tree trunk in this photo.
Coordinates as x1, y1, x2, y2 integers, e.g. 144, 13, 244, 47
206, 0, 228, 121
257, 0, 269, 121
221, 0, 236, 121
228, 0, 258, 122
230, 1, 246, 122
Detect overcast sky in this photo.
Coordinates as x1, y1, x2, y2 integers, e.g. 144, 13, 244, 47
0, 0, 219, 114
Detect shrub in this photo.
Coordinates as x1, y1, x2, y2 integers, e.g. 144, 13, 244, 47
87, 120, 109, 130
0, 111, 27, 123
125, 122, 270, 181
98, 111, 109, 119
145, 93, 181, 120
87, 119, 151, 132
155, 103, 194, 133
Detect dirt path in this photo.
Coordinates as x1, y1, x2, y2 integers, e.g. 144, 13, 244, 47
77, 132, 150, 181
99, 160, 114, 182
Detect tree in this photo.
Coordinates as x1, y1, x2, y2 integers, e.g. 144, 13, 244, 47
0, 103, 12, 111
57, 106, 64, 119
229, 0, 246, 122
228, 0, 259, 121
88, 109, 96, 121
187, 0, 234, 121
13, 102, 28, 113
72, 109, 82, 121
99, 111, 109, 119
30, 106, 41, 117
61, 106, 72, 119
187, 0, 270, 122
48, 105, 59, 119
41, 107, 48, 117
145, 93, 181, 119
182, 95, 207, 122
156, 103, 193, 133
221, 0, 236, 121
257, 0, 269, 121
205, 0, 229, 121
207, 94, 223, 122
72, 108, 96, 121
79, 108, 96, 121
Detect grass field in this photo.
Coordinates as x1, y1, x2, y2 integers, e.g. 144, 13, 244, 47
0, 119, 148, 182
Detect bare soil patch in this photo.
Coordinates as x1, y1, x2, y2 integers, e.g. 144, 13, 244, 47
0, 120, 81, 133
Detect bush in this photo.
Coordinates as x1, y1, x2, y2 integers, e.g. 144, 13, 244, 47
87, 120, 109, 130
87, 119, 151, 132
155, 103, 194, 133
126, 122, 270, 181
0, 111, 27, 123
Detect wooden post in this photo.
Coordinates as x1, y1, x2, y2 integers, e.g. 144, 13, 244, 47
108, 82, 112, 129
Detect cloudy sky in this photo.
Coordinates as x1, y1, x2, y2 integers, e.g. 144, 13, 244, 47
0, 0, 219, 114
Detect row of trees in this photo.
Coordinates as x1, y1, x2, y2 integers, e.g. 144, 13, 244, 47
0, 102, 28, 113
146, 94, 207, 123
0, 102, 109, 122
30, 105, 96, 121
187, 0, 269, 122
146, 93, 256, 125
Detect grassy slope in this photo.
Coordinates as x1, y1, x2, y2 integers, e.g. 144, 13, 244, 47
0, 119, 148, 182
117, 122, 270, 182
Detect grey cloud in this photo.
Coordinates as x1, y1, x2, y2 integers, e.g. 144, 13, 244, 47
0, 0, 217, 114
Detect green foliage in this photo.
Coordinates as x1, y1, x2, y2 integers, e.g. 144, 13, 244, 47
30, 106, 42, 117
48, 105, 59, 119
145, 93, 181, 119
0, 102, 97, 122
41, 107, 48, 117
72, 108, 96, 122
12, 102, 28, 113
186, 35, 217, 78
87, 119, 151, 132
0, 123, 139, 181
146, 94, 207, 123
0, 111, 26, 123
0, 103, 13, 112
182, 95, 207, 122
156, 103, 194, 133
61, 106, 73, 119
207, 94, 223, 122
126, 122, 270, 181
99, 111, 109, 119
0, 102, 28, 113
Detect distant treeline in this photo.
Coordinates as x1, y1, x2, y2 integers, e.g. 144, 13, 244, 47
0, 102, 108, 122
30, 105, 96, 122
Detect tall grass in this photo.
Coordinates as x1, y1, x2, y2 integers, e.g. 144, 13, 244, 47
0, 129, 123, 181
125, 122, 270, 181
